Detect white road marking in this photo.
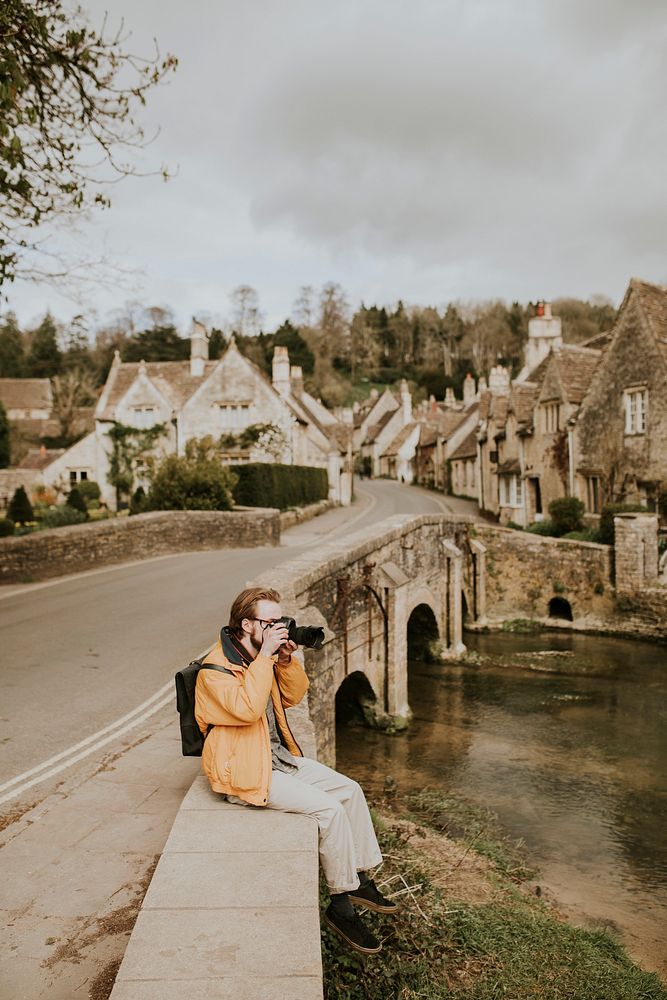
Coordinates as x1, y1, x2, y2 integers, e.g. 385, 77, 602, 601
0, 691, 175, 807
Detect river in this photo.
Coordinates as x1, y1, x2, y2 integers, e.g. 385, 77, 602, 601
336, 630, 667, 978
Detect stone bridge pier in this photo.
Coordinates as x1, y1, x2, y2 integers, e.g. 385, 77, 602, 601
254, 514, 477, 766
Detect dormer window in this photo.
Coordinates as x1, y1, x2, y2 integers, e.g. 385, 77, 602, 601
131, 406, 157, 428
624, 387, 647, 435
217, 403, 250, 429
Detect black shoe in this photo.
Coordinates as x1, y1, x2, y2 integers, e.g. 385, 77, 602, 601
348, 879, 400, 914
324, 904, 382, 954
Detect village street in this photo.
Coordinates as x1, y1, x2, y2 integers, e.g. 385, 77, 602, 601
0, 479, 478, 999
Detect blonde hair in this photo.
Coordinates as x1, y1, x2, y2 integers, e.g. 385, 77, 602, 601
229, 587, 281, 636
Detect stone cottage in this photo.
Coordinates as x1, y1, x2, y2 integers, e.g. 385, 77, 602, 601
32, 325, 352, 508
574, 278, 667, 513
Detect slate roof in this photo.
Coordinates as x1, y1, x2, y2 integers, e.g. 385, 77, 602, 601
18, 447, 65, 470
434, 406, 473, 439
97, 360, 220, 419
365, 408, 395, 443
381, 422, 419, 457
449, 429, 478, 461
510, 383, 539, 427
552, 345, 602, 405
0, 378, 52, 411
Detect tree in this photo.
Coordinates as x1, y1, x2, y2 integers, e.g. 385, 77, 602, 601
50, 367, 98, 442
230, 285, 261, 337
272, 320, 315, 375
317, 282, 349, 362
147, 436, 237, 511
66, 486, 88, 518
208, 327, 227, 360
8, 485, 33, 523
0, 0, 177, 286
26, 312, 61, 377
0, 313, 26, 376
0, 401, 10, 467
123, 325, 189, 362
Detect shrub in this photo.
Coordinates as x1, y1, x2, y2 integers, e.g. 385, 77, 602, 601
230, 463, 329, 510
40, 505, 87, 529
31, 484, 57, 506
548, 497, 585, 535
147, 436, 237, 511
130, 485, 148, 515
76, 480, 101, 503
526, 520, 557, 536
8, 485, 34, 524
0, 517, 15, 537
66, 487, 88, 518
598, 503, 648, 546
561, 528, 602, 543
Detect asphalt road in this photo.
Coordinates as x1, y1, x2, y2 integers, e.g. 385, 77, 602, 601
0, 479, 473, 788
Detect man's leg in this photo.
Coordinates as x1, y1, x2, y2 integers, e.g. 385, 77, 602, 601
288, 757, 383, 879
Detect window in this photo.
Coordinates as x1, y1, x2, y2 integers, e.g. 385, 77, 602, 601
69, 469, 90, 484
131, 406, 157, 429
544, 403, 559, 432
624, 388, 647, 434
499, 474, 523, 507
586, 476, 602, 513
217, 404, 250, 429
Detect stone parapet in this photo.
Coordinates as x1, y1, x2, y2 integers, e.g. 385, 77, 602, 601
0, 508, 280, 584
614, 513, 659, 590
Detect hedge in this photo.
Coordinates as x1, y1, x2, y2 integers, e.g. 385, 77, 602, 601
230, 463, 329, 510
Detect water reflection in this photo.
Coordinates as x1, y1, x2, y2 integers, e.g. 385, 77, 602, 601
336, 630, 667, 976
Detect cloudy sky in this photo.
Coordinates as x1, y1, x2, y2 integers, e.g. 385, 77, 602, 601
5, 0, 667, 332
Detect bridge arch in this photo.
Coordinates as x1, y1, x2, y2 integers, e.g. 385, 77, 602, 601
407, 601, 439, 661
335, 670, 378, 728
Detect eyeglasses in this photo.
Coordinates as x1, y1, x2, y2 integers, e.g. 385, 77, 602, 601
251, 618, 281, 630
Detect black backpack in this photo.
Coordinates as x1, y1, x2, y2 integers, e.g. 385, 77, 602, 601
175, 658, 233, 756
176, 630, 252, 756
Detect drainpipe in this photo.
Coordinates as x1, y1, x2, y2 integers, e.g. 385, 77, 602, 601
567, 418, 575, 498
519, 435, 526, 526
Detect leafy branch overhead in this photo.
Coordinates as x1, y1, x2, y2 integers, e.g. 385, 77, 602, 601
0, 0, 178, 285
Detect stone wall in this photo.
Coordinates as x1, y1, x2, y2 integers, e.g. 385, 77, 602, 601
472, 523, 614, 624
614, 512, 659, 589
0, 508, 280, 584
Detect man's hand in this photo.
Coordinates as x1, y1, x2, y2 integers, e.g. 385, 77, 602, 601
259, 621, 290, 659
276, 640, 298, 666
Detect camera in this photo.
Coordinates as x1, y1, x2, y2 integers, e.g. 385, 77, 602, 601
278, 616, 325, 650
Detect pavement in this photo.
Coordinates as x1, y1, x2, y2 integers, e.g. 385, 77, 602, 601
0, 480, 480, 999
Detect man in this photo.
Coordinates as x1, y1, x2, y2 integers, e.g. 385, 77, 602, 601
195, 586, 398, 955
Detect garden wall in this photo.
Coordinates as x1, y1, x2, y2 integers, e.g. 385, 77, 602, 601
0, 508, 280, 584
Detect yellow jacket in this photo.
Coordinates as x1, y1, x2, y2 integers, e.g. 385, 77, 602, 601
194, 638, 310, 806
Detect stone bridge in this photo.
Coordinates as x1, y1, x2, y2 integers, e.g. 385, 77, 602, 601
255, 513, 482, 765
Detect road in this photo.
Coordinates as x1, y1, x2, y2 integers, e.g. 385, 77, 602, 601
0, 479, 473, 798
0, 480, 477, 999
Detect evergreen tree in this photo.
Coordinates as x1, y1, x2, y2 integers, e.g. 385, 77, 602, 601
27, 313, 62, 377
66, 486, 88, 517
123, 325, 189, 362
272, 319, 315, 375
0, 313, 26, 376
8, 485, 33, 524
0, 401, 10, 467
208, 327, 226, 360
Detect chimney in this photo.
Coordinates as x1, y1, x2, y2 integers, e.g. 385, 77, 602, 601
463, 373, 476, 405
522, 300, 562, 377
478, 375, 488, 392
272, 345, 290, 397
369, 388, 378, 400
190, 319, 209, 377
399, 378, 412, 423
290, 364, 304, 396
488, 365, 510, 394
444, 387, 456, 408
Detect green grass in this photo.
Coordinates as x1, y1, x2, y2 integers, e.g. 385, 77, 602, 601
321, 788, 667, 1000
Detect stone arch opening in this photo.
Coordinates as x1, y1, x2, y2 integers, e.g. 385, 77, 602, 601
407, 603, 439, 661
548, 597, 573, 621
335, 671, 377, 729
462, 591, 470, 624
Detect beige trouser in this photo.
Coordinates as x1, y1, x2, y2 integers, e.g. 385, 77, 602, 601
229, 757, 383, 894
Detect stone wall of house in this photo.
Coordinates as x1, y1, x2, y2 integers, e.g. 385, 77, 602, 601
614, 512, 659, 590
472, 523, 615, 623
0, 508, 280, 584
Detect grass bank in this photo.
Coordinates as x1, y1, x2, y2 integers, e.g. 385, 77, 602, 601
321, 788, 667, 1000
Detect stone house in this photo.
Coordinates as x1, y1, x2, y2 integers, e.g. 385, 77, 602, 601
573, 278, 667, 514
355, 381, 415, 479
30, 326, 352, 508
0, 378, 52, 420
